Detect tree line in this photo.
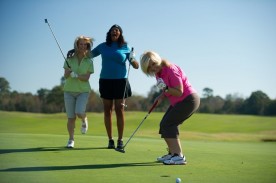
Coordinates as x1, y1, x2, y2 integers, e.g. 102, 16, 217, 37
0, 77, 275, 116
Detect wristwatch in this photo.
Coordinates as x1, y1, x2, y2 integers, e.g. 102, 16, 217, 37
164, 86, 169, 92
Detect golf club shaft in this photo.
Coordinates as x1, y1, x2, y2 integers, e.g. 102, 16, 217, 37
121, 47, 134, 107
123, 100, 159, 149
44, 19, 70, 68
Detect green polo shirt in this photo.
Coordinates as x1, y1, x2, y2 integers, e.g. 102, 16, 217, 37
63, 56, 94, 92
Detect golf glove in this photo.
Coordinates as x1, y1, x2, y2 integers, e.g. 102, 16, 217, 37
70, 72, 78, 78
156, 78, 166, 90
129, 51, 135, 62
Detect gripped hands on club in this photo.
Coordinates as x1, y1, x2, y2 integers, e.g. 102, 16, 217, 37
64, 68, 78, 78
156, 78, 167, 90
155, 78, 167, 104
129, 49, 139, 69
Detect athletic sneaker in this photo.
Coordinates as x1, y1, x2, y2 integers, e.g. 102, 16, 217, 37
157, 153, 173, 162
67, 140, 74, 148
108, 139, 115, 149
117, 140, 124, 149
81, 117, 88, 134
163, 154, 187, 165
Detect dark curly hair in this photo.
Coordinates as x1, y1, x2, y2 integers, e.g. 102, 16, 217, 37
106, 24, 126, 47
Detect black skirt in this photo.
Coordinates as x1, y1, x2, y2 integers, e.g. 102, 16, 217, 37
99, 78, 132, 100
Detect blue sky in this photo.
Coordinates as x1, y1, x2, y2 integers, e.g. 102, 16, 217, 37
1, 0, 276, 99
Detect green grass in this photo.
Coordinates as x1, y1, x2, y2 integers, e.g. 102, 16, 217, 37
0, 111, 276, 183
1, 111, 275, 141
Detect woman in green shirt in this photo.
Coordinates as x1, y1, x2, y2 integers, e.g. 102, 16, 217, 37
63, 36, 94, 148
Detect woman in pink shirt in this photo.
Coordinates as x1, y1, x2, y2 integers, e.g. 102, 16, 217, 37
140, 51, 200, 165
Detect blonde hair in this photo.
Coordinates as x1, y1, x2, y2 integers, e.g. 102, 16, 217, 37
74, 35, 94, 58
140, 51, 162, 77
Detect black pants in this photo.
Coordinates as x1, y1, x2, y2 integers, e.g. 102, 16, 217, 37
159, 93, 200, 138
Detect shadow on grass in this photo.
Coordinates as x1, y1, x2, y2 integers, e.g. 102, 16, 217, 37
0, 162, 160, 172
261, 138, 276, 142
0, 146, 107, 154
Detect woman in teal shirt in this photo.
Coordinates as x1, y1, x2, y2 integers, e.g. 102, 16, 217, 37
92, 25, 139, 150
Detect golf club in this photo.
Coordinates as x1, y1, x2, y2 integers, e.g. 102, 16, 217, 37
115, 99, 159, 153
44, 18, 70, 68
121, 47, 134, 108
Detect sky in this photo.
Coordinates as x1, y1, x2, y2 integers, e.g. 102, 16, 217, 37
0, 0, 276, 99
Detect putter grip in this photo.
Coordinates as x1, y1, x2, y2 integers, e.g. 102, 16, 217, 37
148, 100, 158, 114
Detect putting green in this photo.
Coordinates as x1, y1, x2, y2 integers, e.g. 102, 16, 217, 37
0, 133, 275, 183
0, 111, 275, 182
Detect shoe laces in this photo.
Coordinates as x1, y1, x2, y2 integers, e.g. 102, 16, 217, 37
117, 140, 123, 145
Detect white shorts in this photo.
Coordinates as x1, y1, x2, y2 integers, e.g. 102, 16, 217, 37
64, 92, 89, 118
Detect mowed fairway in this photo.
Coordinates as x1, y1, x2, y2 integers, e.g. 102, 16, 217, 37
0, 111, 276, 183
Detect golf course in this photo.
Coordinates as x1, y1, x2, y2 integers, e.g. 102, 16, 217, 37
0, 111, 275, 183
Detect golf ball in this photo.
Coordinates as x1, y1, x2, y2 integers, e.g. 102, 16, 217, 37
176, 178, 181, 183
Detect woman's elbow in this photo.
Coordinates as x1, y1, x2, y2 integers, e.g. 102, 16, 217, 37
175, 89, 184, 97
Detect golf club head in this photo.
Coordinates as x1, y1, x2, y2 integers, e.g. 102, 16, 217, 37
115, 147, 125, 153
44, 19, 48, 23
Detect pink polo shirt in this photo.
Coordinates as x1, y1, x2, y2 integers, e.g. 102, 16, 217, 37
156, 64, 197, 106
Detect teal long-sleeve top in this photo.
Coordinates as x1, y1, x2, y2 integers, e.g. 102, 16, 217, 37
91, 42, 131, 79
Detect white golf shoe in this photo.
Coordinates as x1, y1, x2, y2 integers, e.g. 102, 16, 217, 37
157, 153, 173, 162
67, 140, 74, 148
163, 154, 187, 165
81, 117, 88, 134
